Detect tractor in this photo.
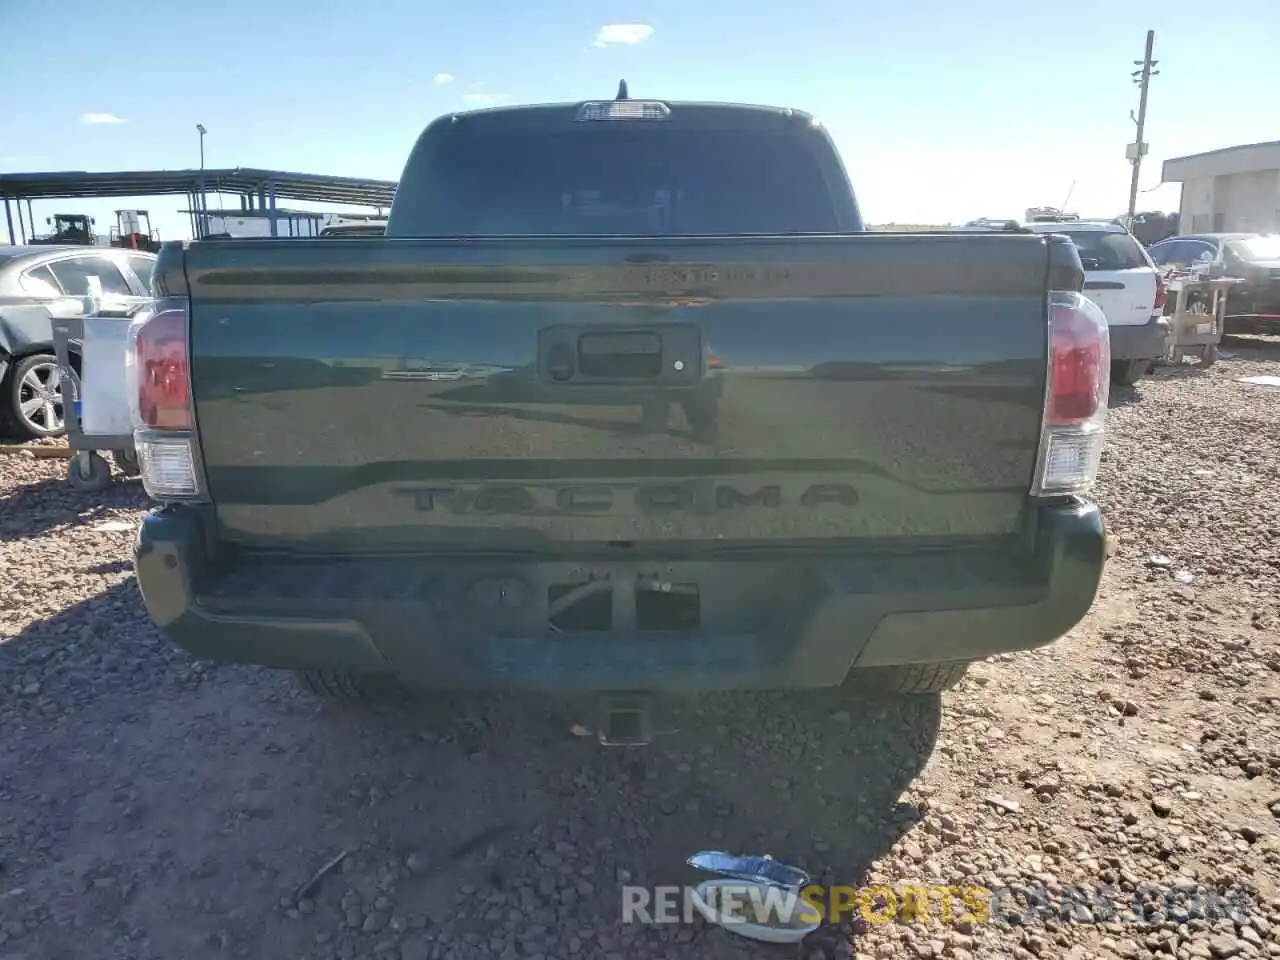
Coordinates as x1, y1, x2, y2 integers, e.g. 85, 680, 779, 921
29, 213, 97, 245
109, 209, 160, 252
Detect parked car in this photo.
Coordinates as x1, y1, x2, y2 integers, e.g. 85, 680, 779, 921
126, 91, 1109, 745
1148, 233, 1280, 329
0, 245, 155, 439
1019, 221, 1167, 386
964, 219, 1167, 386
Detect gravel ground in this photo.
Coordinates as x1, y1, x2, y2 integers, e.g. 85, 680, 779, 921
2, 340, 1279, 960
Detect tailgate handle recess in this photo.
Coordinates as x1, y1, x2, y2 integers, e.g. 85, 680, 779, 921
538, 323, 703, 386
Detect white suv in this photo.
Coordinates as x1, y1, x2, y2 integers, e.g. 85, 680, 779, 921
1021, 220, 1169, 385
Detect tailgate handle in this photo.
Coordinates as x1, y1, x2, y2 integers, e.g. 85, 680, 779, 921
578, 331, 662, 378
1084, 281, 1127, 290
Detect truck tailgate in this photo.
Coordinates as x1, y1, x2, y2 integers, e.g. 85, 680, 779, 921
182, 234, 1056, 549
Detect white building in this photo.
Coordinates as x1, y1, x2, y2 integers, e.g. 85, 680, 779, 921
1162, 140, 1280, 235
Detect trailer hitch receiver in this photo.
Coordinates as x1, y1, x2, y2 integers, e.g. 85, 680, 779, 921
597, 693, 653, 746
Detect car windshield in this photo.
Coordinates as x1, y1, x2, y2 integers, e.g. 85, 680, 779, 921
1231, 236, 1280, 261
406, 125, 840, 236
1061, 230, 1147, 271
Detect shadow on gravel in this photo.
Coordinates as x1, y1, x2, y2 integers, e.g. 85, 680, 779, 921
85, 559, 132, 575
1, 573, 940, 960
1148, 363, 1216, 383
1108, 385, 1143, 409
0, 473, 148, 543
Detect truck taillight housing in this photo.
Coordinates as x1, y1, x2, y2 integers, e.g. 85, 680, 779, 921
125, 297, 202, 501
1032, 291, 1110, 496
1153, 273, 1167, 316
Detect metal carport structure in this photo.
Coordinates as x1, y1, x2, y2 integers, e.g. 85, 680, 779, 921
0, 167, 399, 243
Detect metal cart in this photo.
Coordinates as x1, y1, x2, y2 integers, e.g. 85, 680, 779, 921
1161, 274, 1244, 368
51, 309, 142, 492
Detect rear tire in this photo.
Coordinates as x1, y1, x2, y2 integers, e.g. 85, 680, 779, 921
852, 661, 970, 695
1110, 359, 1151, 387
295, 668, 397, 701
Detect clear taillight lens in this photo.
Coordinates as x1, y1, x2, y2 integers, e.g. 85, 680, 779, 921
1033, 291, 1110, 496
135, 437, 199, 499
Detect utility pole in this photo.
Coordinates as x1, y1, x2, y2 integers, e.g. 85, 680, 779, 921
1126, 30, 1158, 227
196, 123, 208, 239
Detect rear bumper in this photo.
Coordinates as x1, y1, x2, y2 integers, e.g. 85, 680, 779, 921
134, 501, 1106, 693
1108, 316, 1170, 361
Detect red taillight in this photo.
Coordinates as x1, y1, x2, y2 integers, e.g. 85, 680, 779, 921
126, 297, 202, 501
131, 304, 191, 430
1047, 296, 1107, 425
1153, 275, 1167, 313
1033, 292, 1110, 497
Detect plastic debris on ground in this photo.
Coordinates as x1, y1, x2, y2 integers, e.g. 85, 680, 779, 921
685, 852, 820, 944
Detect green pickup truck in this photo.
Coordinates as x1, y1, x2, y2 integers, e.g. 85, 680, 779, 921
128, 90, 1109, 744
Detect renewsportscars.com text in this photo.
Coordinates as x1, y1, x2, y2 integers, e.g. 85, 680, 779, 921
621, 883, 1254, 927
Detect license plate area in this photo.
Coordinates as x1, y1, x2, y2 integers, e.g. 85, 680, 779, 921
539, 323, 702, 385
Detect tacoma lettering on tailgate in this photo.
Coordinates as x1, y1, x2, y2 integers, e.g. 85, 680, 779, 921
392, 482, 859, 516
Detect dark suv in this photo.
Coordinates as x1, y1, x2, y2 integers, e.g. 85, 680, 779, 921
1148, 233, 1280, 328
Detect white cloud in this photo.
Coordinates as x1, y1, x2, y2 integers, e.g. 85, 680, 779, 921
81, 112, 127, 125
434, 73, 454, 85
592, 23, 653, 47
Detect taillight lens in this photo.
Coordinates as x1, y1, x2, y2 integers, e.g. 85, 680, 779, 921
1047, 295, 1108, 425
126, 297, 201, 500
1033, 292, 1110, 496
1153, 275, 1167, 315
128, 299, 191, 429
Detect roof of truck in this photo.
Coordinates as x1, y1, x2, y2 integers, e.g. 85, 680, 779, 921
443, 99, 818, 130
1021, 220, 1128, 234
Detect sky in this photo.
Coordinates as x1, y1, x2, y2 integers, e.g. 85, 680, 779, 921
1, 0, 1277, 241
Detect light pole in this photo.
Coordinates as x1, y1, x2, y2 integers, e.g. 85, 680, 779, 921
196, 123, 208, 238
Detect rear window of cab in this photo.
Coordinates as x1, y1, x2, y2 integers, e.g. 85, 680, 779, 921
1060, 230, 1149, 271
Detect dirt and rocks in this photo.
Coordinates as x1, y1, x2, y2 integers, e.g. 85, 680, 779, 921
1, 342, 1279, 960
